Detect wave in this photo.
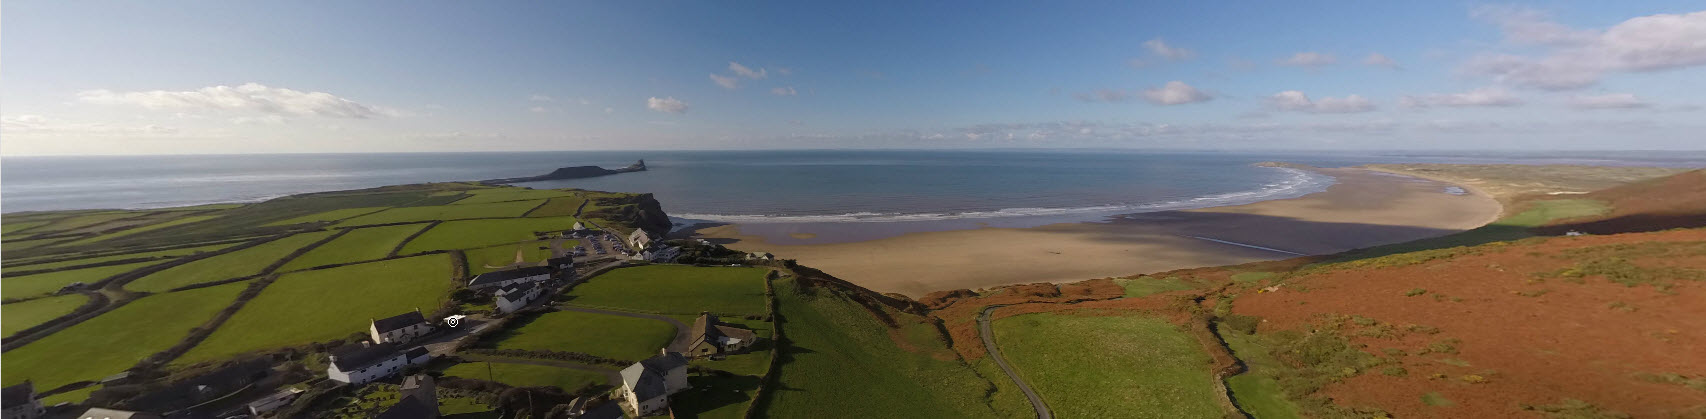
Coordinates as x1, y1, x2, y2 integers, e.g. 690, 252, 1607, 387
673, 166, 1336, 223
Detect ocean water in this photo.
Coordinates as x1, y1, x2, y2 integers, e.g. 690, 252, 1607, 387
5, 150, 1703, 223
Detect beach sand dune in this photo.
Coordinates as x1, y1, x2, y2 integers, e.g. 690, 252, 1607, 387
690, 168, 1501, 297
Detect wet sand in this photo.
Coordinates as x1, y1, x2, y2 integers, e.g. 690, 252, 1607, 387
687, 167, 1502, 297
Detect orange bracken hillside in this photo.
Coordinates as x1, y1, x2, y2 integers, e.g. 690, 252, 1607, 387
1540, 169, 1706, 234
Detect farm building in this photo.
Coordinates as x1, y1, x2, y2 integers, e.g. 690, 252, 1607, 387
628, 229, 655, 250
243, 388, 304, 416
326, 343, 431, 385
685, 313, 759, 357
547, 255, 575, 272
2, 382, 45, 419
370, 310, 434, 344
74, 408, 158, 419
746, 252, 774, 261
377, 375, 439, 419
494, 281, 543, 313
467, 266, 552, 291
620, 351, 690, 416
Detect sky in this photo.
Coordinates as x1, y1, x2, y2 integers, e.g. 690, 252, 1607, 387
3, 1, 1704, 156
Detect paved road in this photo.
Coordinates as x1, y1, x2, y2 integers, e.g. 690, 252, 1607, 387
460, 354, 622, 386
557, 306, 691, 352
979, 306, 1053, 419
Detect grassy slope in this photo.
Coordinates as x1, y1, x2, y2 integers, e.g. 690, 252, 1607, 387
687, 317, 774, 377
336, 200, 544, 227
487, 310, 676, 360
1116, 276, 1196, 297
126, 231, 336, 292
2, 220, 52, 236
463, 239, 562, 275
3, 261, 164, 299
399, 216, 582, 253
4, 242, 237, 272
278, 224, 427, 271
1328, 199, 1609, 263
441, 362, 606, 390
177, 254, 452, 365
2, 282, 248, 389
526, 197, 585, 217
55, 215, 221, 246
566, 265, 769, 315
452, 188, 577, 205
673, 374, 763, 419
1223, 332, 1305, 419
993, 312, 1224, 418
1, 293, 88, 336
758, 278, 1023, 418
261, 207, 389, 226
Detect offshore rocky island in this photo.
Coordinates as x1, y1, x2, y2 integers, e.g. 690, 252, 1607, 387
481, 159, 647, 185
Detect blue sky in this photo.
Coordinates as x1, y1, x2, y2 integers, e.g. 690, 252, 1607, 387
3, 1, 1703, 155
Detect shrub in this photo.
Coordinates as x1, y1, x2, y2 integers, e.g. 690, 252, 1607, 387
1381, 366, 1408, 377
1404, 288, 1427, 297
1221, 314, 1261, 335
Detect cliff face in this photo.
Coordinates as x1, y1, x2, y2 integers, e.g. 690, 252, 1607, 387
585, 193, 672, 236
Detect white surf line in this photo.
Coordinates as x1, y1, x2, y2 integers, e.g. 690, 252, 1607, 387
1183, 235, 1310, 256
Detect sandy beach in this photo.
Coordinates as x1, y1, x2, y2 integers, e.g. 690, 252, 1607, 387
686, 167, 1502, 297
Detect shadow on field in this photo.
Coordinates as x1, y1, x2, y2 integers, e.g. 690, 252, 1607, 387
673, 374, 763, 418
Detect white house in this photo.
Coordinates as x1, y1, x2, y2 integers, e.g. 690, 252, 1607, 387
685, 313, 759, 358
467, 266, 552, 291
628, 229, 655, 250
2, 382, 45, 419
74, 408, 158, 419
620, 351, 690, 417
326, 343, 432, 385
494, 281, 543, 314
244, 388, 304, 416
370, 310, 433, 344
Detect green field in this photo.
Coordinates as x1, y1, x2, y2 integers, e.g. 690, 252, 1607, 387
2, 294, 88, 336
1330, 198, 1613, 263
453, 188, 577, 205
1223, 331, 1305, 419
673, 374, 763, 419
759, 278, 1026, 418
4, 261, 164, 299
2, 282, 247, 390
687, 317, 774, 376
566, 266, 769, 315
278, 224, 428, 271
29, 212, 139, 234
1117, 276, 1195, 298
55, 215, 221, 246
1, 238, 69, 254
399, 216, 582, 253
2, 220, 51, 236
262, 207, 388, 226
526, 197, 585, 217
441, 361, 607, 390
176, 254, 453, 365
486, 310, 676, 360
336, 200, 545, 227
5, 242, 239, 272
464, 240, 564, 275
993, 312, 1224, 418
126, 231, 336, 292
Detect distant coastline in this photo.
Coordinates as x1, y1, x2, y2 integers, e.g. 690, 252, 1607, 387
479, 159, 647, 185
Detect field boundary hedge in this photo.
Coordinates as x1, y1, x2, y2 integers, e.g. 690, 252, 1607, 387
389, 221, 442, 257
742, 273, 783, 419
0, 290, 108, 342
136, 274, 283, 371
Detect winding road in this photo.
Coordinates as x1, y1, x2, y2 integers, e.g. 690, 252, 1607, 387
979, 306, 1053, 419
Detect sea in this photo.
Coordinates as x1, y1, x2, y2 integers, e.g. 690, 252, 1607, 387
5, 150, 1704, 230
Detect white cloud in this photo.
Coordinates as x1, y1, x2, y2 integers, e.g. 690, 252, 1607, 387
1400, 87, 1523, 108
1363, 53, 1400, 69
529, 106, 551, 113
729, 62, 767, 79
646, 97, 689, 114
770, 86, 797, 96
1142, 81, 1213, 105
1278, 52, 1337, 68
529, 94, 556, 102
710, 74, 740, 89
230, 115, 287, 125
1143, 38, 1195, 60
1466, 9, 1706, 90
1267, 91, 1377, 113
1568, 93, 1649, 109
775, 67, 793, 76
2, 114, 181, 136
77, 83, 391, 118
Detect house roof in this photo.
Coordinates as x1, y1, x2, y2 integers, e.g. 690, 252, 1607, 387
373, 311, 426, 334
620, 352, 687, 401
690, 313, 757, 348
1, 382, 34, 406
375, 393, 437, 419
77, 408, 158, 419
497, 282, 539, 303
329, 342, 400, 371
468, 266, 552, 287
406, 346, 430, 360
579, 400, 624, 419
547, 255, 574, 264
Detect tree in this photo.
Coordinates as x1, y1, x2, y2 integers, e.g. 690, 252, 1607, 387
543, 404, 576, 419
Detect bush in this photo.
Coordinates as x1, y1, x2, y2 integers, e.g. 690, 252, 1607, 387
1404, 288, 1427, 297
1220, 314, 1260, 335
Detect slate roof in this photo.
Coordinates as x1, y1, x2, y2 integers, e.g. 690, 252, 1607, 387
468, 266, 552, 287
690, 313, 757, 349
375, 394, 436, 419
329, 342, 400, 371
406, 346, 429, 360
77, 408, 158, 419
373, 311, 427, 334
620, 352, 687, 401
579, 400, 624, 419
547, 255, 574, 266
1, 382, 34, 406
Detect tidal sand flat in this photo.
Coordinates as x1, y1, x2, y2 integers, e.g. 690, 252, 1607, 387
691, 168, 1501, 297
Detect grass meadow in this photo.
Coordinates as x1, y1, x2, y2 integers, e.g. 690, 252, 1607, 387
6, 242, 238, 272
126, 231, 336, 292
452, 188, 577, 205
565, 265, 769, 315
992, 312, 1224, 418
175, 254, 452, 365
278, 224, 428, 271
4, 261, 163, 299
2, 282, 248, 390
441, 361, 607, 390
2, 293, 88, 336
463, 240, 565, 275
399, 216, 582, 253
336, 200, 544, 227
55, 215, 222, 246
263, 207, 389, 226
1223, 331, 1305, 419
525, 197, 585, 217
486, 310, 676, 360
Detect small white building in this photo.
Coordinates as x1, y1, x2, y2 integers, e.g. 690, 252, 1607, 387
74, 408, 158, 419
326, 344, 431, 385
620, 351, 690, 417
494, 281, 543, 314
244, 387, 305, 416
2, 382, 46, 419
370, 310, 433, 344
467, 266, 552, 291
628, 229, 655, 250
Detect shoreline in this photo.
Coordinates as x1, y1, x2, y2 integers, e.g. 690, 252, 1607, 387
686, 167, 1503, 297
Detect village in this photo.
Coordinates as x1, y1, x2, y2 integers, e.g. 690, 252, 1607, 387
5, 218, 781, 419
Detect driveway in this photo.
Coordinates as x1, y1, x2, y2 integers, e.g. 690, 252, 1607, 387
979, 305, 1053, 419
